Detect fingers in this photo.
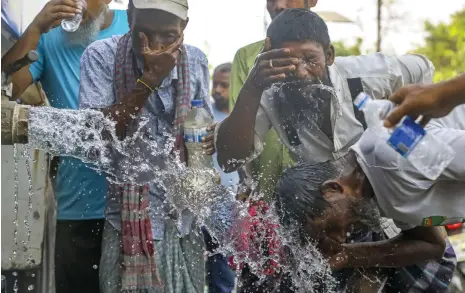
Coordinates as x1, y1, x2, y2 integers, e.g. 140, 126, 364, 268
139, 32, 151, 56
207, 123, 217, 132
383, 105, 412, 128
165, 34, 184, 54
259, 57, 299, 68
257, 49, 291, 62
202, 133, 215, 155
389, 85, 413, 104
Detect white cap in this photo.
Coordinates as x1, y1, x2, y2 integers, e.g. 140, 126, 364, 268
132, 0, 188, 20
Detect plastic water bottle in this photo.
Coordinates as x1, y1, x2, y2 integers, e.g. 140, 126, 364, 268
354, 92, 455, 180
184, 100, 214, 169
61, 0, 85, 32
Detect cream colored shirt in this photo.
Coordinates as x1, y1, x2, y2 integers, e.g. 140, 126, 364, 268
216, 53, 435, 165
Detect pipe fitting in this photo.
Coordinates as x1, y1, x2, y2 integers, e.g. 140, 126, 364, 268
1, 100, 30, 145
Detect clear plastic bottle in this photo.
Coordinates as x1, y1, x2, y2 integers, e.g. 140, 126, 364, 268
61, 0, 85, 32
354, 92, 455, 180
184, 100, 214, 168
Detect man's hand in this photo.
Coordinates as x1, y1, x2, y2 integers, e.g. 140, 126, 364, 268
202, 123, 216, 155
30, 0, 82, 34
139, 32, 183, 89
319, 237, 350, 271
384, 83, 456, 128
246, 37, 298, 91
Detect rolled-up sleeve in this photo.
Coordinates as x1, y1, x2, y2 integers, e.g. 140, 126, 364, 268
79, 38, 118, 109
395, 54, 435, 85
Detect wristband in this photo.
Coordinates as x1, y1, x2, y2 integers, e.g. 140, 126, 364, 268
137, 78, 157, 92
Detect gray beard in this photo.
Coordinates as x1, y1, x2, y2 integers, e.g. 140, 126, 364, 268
64, 7, 107, 46
351, 198, 383, 233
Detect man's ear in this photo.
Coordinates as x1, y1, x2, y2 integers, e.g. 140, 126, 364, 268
326, 44, 335, 66
104, 0, 112, 4
321, 180, 344, 194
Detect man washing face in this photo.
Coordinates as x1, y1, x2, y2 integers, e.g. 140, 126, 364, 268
79, 0, 215, 292
215, 8, 435, 173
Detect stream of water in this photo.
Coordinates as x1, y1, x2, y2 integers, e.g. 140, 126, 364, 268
24, 82, 341, 292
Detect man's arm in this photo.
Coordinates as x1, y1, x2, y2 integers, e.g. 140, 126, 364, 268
331, 226, 446, 269
78, 42, 152, 138
1, 0, 80, 99
385, 74, 465, 128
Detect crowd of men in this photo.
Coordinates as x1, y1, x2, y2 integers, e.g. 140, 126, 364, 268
1, 0, 464, 292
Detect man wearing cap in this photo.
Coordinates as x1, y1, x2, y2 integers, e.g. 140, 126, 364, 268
2, 1, 129, 292
78, 0, 213, 292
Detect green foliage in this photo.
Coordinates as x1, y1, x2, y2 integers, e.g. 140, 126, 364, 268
413, 7, 465, 82
333, 38, 363, 57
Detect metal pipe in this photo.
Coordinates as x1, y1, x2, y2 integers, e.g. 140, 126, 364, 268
1, 100, 30, 145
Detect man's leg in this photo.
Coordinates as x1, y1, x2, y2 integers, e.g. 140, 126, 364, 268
55, 219, 104, 293
203, 227, 236, 293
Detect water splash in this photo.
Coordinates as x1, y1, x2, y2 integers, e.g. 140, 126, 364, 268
10, 145, 19, 261
21, 145, 33, 248
26, 105, 337, 292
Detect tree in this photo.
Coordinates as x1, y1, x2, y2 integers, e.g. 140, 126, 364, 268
413, 7, 465, 82
333, 38, 363, 56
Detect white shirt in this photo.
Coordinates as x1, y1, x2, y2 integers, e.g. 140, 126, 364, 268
216, 53, 434, 165
351, 105, 465, 230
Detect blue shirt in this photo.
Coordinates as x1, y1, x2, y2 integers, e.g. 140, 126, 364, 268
79, 35, 212, 239
211, 104, 239, 189
29, 10, 129, 220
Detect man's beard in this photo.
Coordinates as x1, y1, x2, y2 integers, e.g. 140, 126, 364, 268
212, 93, 228, 110
274, 75, 333, 133
64, 6, 107, 46
351, 198, 382, 233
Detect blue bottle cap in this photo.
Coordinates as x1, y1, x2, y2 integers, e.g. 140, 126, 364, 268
191, 100, 204, 107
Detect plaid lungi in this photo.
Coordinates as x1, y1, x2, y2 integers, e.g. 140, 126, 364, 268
100, 220, 205, 293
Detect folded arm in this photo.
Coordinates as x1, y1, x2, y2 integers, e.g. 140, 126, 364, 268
332, 226, 446, 269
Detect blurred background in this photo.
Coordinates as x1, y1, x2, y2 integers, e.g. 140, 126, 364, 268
10, 0, 464, 82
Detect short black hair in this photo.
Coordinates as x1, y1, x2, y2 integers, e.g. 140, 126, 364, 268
267, 8, 331, 49
276, 160, 337, 231
213, 63, 232, 76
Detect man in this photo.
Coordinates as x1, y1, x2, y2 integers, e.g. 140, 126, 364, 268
78, 0, 213, 292
216, 9, 434, 174
276, 150, 460, 292
1, 1, 128, 292
229, 0, 318, 199
211, 63, 240, 189
204, 63, 238, 293
385, 73, 465, 128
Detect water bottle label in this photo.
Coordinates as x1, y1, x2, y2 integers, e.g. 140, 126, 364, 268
387, 116, 426, 157
184, 127, 208, 143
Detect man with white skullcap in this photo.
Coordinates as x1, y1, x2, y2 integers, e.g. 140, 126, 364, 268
78, 0, 214, 292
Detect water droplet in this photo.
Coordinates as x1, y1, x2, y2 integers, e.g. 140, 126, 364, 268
28, 284, 34, 291
93, 264, 98, 269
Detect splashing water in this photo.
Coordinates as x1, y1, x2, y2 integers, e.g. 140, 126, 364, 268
11, 145, 19, 261
26, 98, 339, 292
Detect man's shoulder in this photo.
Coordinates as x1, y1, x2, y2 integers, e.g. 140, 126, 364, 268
236, 40, 264, 57
333, 53, 393, 77
83, 35, 122, 60
183, 44, 208, 64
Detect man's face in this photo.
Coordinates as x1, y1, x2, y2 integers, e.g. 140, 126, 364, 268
129, 9, 186, 57
212, 71, 231, 108
82, 0, 110, 23
281, 40, 334, 87
303, 169, 379, 246
266, 0, 318, 19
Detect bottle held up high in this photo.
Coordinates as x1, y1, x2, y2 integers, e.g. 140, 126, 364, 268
354, 92, 455, 180
61, 0, 86, 32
